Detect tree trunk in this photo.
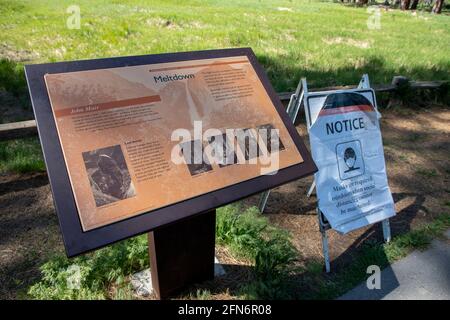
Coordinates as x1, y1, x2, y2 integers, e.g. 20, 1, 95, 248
401, 0, 411, 9
410, 0, 419, 9
432, 0, 444, 13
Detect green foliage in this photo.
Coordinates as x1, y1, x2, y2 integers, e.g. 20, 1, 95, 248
0, 137, 45, 173
28, 235, 148, 300
1, 0, 449, 173
416, 167, 438, 178
26, 205, 450, 300
190, 289, 212, 300
216, 205, 269, 259
29, 204, 298, 300
0, 0, 449, 93
254, 236, 297, 278
216, 205, 296, 262
216, 205, 298, 299
0, 58, 27, 97
303, 212, 450, 299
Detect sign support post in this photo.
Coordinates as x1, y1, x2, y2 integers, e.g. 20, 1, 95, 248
148, 210, 216, 299
317, 208, 331, 273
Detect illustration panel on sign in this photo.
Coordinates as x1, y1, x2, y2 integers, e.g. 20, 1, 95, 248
82, 145, 136, 207
335, 140, 365, 180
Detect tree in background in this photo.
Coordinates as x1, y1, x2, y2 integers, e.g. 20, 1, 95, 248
410, 0, 420, 9
387, 0, 445, 13
401, 0, 411, 9
339, 0, 445, 13
432, 0, 444, 12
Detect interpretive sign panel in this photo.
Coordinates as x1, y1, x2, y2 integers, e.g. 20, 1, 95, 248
25, 48, 317, 256
305, 89, 396, 233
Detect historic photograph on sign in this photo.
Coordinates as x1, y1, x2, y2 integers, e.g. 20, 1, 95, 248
179, 139, 213, 176
238, 128, 262, 161
206, 133, 237, 168
82, 145, 136, 207
257, 123, 285, 154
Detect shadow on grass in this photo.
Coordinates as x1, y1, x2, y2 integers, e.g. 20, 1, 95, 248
1, 53, 448, 123
0, 172, 48, 196
258, 54, 450, 92
257, 54, 449, 112
0, 59, 32, 123
0, 59, 27, 97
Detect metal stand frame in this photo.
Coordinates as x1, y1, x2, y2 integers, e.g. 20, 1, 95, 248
258, 79, 307, 212
259, 74, 391, 273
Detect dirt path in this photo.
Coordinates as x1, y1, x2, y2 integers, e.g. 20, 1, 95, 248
0, 172, 63, 299
1, 107, 449, 299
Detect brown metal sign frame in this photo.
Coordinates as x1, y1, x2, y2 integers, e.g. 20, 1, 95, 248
25, 47, 317, 257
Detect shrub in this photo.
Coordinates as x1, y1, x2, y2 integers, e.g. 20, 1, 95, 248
28, 235, 148, 300
216, 205, 298, 299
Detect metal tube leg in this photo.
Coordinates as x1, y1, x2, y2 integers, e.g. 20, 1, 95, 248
382, 219, 391, 243
307, 180, 316, 198
318, 209, 331, 273
321, 229, 331, 273
258, 190, 271, 213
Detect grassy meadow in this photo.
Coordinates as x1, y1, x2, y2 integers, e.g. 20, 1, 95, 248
1, 0, 449, 93
1, 0, 449, 174
0, 0, 449, 300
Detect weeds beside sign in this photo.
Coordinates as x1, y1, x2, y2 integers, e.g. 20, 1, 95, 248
25, 48, 316, 257
306, 89, 395, 233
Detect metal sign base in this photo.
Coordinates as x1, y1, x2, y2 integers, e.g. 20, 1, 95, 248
259, 74, 392, 273
148, 210, 216, 299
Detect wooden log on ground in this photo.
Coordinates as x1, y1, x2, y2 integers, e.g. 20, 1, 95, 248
0, 119, 37, 140
278, 80, 447, 99
1, 79, 447, 141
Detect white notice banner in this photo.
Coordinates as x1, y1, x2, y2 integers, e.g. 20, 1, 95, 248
306, 89, 395, 233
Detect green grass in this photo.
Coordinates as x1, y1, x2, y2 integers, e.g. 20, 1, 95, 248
0, 0, 449, 94
416, 167, 438, 178
0, 137, 45, 173
0, 58, 27, 98
28, 205, 450, 300
216, 205, 296, 261
302, 212, 450, 299
1, 0, 449, 169
28, 234, 149, 300
216, 205, 298, 299
28, 205, 298, 300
